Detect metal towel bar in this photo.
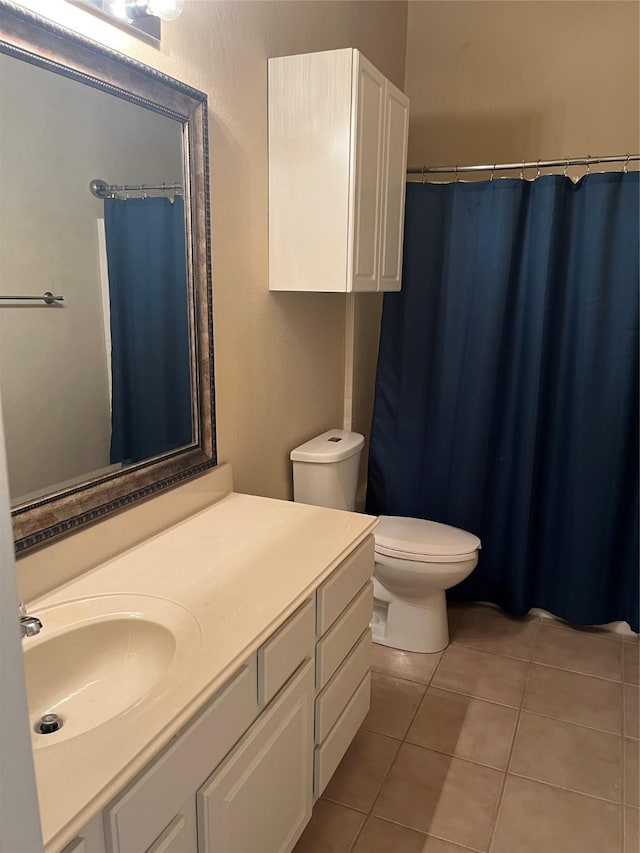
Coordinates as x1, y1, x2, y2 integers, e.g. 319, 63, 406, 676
0, 292, 64, 305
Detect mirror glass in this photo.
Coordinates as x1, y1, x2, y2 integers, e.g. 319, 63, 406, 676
0, 52, 193, 507
0, 3, 215, 552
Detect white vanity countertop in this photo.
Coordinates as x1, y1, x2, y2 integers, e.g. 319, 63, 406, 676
30, 492, 377, 852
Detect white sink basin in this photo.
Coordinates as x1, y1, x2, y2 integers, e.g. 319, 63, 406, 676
24, 594, 202, 748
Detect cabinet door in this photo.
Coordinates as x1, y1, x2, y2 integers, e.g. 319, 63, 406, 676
105, 659, 258, 853
349, 53, 385, 293
146, 802, 197, 853
379, 80, 409, 292
197, 661, 314, 853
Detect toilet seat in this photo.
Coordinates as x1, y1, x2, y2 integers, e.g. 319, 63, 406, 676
374, 516, 481, 563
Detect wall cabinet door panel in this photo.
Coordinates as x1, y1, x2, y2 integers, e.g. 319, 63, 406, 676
350, 55, 385, 292
379, 81, 410, 292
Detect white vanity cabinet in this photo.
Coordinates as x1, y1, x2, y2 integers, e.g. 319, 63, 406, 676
197, 661, 314, 853
313, 538, 373, 796
58, 536, 374, 853
268, 48, 409, 293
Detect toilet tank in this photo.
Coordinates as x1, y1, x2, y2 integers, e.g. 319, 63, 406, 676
290, 429, 364, 511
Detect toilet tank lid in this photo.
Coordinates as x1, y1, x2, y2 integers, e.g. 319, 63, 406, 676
290, 430, 365, 463
375, 516, 481, 559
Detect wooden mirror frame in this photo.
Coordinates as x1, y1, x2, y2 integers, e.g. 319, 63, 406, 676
0, 1, 216, 554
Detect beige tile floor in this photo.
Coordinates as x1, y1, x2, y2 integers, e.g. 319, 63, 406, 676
295, 604, 640, 853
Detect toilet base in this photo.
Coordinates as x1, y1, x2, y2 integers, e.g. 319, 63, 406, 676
372, 580, 449, 653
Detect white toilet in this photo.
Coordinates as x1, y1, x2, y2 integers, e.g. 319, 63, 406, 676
291, 429, 481, 653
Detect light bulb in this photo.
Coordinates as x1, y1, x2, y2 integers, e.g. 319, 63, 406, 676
103, 0, 131, 21
146, 0, 184, 20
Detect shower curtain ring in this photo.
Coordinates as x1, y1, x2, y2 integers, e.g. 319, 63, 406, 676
586, 155, 591, 176
536, 159, 541, 179
563, 156, 569, 178
421, 165, 426, 184
520, 159, 525, 180
454, 164, 459, 183
624, 152, 631, 173
490, 163, 495, 182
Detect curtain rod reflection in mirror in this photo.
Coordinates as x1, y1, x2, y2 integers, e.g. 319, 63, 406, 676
89, 178, 183, 199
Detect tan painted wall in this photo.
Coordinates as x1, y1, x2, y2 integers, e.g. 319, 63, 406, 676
12, 0, 408, 506
406, 1, 639, 173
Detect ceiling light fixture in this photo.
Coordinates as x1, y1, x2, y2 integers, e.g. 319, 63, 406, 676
103, 0, 184, 23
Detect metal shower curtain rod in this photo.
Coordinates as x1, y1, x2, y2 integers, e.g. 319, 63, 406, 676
407, 153, 639, 177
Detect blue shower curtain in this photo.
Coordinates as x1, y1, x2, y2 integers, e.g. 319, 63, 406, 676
366, 173, 639, 631
104, 195, 192, 464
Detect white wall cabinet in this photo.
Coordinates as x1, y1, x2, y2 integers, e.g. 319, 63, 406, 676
269, 48, 409, 293
61, 537, 375, 853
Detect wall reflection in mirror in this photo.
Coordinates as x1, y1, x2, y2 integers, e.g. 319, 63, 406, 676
0, 51, 193, 508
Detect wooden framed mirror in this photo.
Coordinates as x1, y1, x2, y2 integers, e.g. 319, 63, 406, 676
0, 1, 216, 553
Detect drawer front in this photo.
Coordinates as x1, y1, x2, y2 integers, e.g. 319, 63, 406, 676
59, 814, 106, 853
315, 628, 371, 744
258, 598, 315, 706
314, 672, 371, 797
316, 582, 373, 689
316, 537, 374, 635
106, 657, 259, 853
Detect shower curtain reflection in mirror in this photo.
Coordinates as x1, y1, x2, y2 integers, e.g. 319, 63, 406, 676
103, 195, 193, 464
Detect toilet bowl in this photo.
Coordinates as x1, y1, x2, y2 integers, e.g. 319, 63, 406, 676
290, 430, 481, 654
372, 516, 480, 653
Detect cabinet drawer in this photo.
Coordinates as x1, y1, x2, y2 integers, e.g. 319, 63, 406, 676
258, 598, 315, 706
146, 802, 197, 853
106, 657, 259, 853
315, 628, 371, 744
316, 582, 373, 689
197, 660, 314, 853
316, 537, 374, 635
314, 672, 371, 797
59, 814, 105, 853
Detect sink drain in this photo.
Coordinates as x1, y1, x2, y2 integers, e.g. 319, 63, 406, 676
35, 713, 63, 735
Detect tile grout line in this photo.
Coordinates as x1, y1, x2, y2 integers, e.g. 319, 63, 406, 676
357, 813, 485, 853
486, 618, 540, 853
532, 658, 624, 684
452, 630, 539, 664
403, 677, 625, 736
399, 740, 514, 775
506, 770, 623, 806
422, 670, 623, 712
515, 706, 624, 738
